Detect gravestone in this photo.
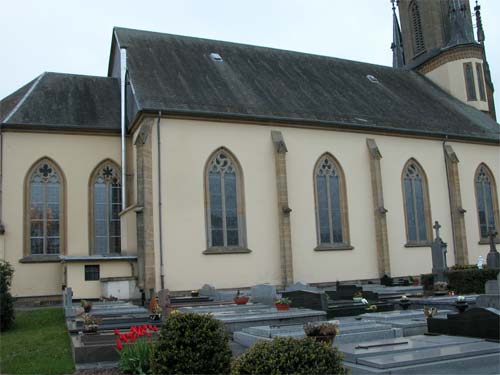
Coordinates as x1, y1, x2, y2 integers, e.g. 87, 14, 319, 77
285, 281, 319, 292
200, 284, 217, 299
251, 284, 277, 305
431, 221, 448, 283
476, 273, 500, 309
282, 290, 328, 311
63, 287, 74, 317
486, 229, 500, 269
157, 289, 172, 315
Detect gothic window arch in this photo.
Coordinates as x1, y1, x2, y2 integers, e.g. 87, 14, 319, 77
402, 159, 432, 245
24, 158, 65, 256
89, 160, 122, 254
204, 148, 247, 253
474, 163, 499, 240
313, 153, 351, 250
409, 0, 425, 55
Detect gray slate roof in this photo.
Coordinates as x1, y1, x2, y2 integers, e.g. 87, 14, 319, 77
113, 27, 499, 143
0, 73, 120, 132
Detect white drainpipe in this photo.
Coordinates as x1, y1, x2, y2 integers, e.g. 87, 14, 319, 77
120, 47, 128, 210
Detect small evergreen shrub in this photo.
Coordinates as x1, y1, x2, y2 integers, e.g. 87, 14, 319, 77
0, 261, 15, 331
231, 337, 348, 375
152, 312, 232, 375
445, 268, 499, 294
420, 273, 434, 291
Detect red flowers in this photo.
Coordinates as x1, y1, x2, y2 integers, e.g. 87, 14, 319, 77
114, 325, 157, 349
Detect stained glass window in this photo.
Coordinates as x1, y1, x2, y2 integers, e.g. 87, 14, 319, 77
206, 149, 244, 248
315, 154, 348, 246
91, 162, 122, 254
475, 164, 498, 239
28, 160, 62, 255
403, 160, 430, 243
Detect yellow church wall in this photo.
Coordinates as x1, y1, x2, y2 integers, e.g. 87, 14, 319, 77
448, 141, 500, 264
2, 131, 122, 297
425, 57, 489, 112
160, 118, 282, 291
65, 261, 133, 299
158, 118, 493, 291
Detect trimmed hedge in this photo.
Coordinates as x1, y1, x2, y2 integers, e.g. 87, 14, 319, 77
232, 337, 348, 375
0, 261, 15, 331
152, 312, 231, 375
445, 268, 499, 294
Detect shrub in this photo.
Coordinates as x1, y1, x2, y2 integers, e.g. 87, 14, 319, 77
0, 261, 15, 331
152, 312, 232, 375
232, 336, 348, 375
420, 273, 434, 291
445, 268, 499, 294
380, 274, 393, 287
115, 325, 158, 374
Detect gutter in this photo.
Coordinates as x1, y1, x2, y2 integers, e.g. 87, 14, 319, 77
156, 111, 165, 289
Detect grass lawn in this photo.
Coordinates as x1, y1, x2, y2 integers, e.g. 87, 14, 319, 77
0, 307, 74, 374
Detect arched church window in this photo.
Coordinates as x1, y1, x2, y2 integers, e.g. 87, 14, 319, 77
25, 158, 65, 255
89, 160, 122, 254
205, 148, 247, 251
475, 163, 499, 240
402, 159, 432, 245
314, 153, 351, 249
409, 0, 425, 55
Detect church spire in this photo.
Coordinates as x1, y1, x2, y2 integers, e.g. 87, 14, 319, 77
390, 0, 405, 68
447, 0, 474, 46
474, 0, 485, 43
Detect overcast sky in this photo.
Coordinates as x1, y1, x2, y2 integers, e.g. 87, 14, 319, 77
1, 0, 499, 107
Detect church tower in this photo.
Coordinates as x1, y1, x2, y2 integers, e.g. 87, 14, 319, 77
393, 0, 496, 120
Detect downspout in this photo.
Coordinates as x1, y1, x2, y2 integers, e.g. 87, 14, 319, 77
156, 111, 165, 289
0, 123, 5, 260
120, 47, 128, 210
443, 137, 457, 258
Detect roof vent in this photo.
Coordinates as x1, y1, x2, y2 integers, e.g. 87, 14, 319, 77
209, 52, 223, 62
366, 74, 379, 83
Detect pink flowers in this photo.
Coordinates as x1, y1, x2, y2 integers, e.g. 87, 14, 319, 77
114, 325, 158, 349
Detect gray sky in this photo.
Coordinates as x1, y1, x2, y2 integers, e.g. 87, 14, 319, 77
1, 0, 499, 108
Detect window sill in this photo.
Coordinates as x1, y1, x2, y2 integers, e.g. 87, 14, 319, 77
478, 238, 500, 245
203, 247, 252, 255
404, 242, 432, 248
314, 244, 354, 251
19, 254, 61, 263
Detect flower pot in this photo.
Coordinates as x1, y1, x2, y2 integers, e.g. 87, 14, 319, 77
412, 281, 419, 286
399, 300, 411, 310
149, 314, 162, 321
310, 335, 336, 345
275, 303, 290, 311
83, 324, 98, 334
234, 296, 249, 305
83, 305, 92, 313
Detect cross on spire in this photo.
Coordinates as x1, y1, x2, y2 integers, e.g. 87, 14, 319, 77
433, 221, 442, 239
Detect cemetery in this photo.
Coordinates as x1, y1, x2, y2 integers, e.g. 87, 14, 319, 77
1, 223, 499, 374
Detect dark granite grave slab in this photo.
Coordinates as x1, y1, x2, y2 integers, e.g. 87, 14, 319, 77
427, 307, 500, 340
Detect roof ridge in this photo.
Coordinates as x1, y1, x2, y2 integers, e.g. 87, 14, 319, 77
113, 26, 404, 72
3, 72, 46, 124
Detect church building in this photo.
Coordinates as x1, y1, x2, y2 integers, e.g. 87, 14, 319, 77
0, 0, 498, 299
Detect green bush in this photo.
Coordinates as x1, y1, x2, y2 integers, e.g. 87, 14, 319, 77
420, 273, 434, 291
445, 268, 499, 294
232, 337, 348, 375
0, 261, 15, 331
152, 312, 232, 375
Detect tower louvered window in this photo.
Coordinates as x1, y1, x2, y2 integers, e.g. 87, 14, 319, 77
464, 63, 477, 101
410, 1, 425, 55
476, 63, 486, 101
